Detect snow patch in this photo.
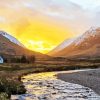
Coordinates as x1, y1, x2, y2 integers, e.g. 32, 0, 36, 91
74, 27, 99, 45
50, 27, 100, 54
0, 31, 25, 47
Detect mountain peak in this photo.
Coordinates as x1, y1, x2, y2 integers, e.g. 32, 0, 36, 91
0, 31, 25, 47
74, 27, 100, 45
0, 30, 48, 58
85, 27, 100, 36
49, 27, 100, 57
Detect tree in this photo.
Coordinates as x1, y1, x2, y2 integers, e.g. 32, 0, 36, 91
20, 55, 27, 63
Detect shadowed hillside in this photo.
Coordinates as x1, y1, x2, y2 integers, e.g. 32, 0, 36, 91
0, 31, 49, 59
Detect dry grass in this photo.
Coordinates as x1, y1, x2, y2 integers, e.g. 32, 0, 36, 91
0, 58, 100, 99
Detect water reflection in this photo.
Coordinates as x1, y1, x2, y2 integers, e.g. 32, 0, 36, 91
12, 71, 100, 100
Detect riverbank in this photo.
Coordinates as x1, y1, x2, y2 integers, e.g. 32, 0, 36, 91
57, 68, 100, 95
12, 71, 100, 100
0, 60, 100, 99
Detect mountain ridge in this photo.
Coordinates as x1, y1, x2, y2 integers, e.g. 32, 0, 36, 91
48, 27, 100, 58
0, 31, 48, 59
0, 31, 25, 47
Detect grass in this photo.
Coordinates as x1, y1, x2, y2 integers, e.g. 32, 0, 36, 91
0, 58, 100, 99
0, 92, 9, 100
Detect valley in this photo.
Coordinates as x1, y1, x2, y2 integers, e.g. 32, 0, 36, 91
0, 58, 100, 99
0, 27, 100, 100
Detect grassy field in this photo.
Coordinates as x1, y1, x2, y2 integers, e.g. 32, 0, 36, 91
0, 58, 100, 99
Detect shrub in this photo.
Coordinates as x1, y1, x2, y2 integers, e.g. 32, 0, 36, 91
0, 92, 9, 100
20, 55, 27, 63
0, 77, 26, 98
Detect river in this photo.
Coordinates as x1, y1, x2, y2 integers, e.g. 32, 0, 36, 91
11, 70, 100, 100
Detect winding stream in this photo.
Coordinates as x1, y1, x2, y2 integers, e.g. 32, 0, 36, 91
12, 70, 100, 100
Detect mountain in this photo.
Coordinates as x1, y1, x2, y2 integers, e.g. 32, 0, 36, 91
48, 27, 100, 58
0, 31, 25, 47
48, 38, 75, 55
0, 31, 47, 59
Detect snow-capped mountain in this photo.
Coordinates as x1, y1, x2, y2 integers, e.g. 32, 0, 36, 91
49, 27, 100, 57
74, 27, 100, 45
0, 31, 25, 47
0, 31, 48, 58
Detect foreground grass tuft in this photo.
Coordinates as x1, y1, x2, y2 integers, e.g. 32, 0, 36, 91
0, 76, 26, 99
0, 92, 9, 100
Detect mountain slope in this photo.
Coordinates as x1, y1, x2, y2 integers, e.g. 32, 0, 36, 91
0, 31, 25, 47
0, 31, 47, 58
49, 27, 100, 58
48, 38, 75, 55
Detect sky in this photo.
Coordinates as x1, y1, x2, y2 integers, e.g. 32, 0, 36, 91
0, 0, 100, 53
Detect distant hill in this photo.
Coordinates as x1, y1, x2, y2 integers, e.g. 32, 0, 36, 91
0, 31, 48, 59
48, 27, 100, 58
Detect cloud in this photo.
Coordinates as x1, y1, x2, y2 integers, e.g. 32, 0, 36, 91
69, 0, 100, 10
0, 0, 100, 34
0, 0, 100, 53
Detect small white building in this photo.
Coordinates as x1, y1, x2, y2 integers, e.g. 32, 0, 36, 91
0, 56, 4, 64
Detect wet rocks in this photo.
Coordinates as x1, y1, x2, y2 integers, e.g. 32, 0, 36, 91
11, 72, 100, 100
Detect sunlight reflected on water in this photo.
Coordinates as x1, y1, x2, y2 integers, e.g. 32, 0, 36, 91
12, 71, 100, 100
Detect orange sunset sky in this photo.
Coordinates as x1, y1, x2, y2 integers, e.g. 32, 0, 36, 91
0, 0, 100, 53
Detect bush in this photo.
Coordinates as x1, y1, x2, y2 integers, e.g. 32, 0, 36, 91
20, 55, 27, 63
0, 77, 26, 98
0, 92, 9, 100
